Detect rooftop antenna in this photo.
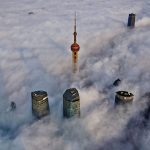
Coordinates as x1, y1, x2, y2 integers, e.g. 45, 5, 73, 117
74, 12, 76, 33
74, 12, 77, 43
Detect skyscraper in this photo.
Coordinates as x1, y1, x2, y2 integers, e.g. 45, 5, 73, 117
115, 91, 134, 105
63, 88, 80, 118
31, 90, 50, 118
127, 13, 136, 28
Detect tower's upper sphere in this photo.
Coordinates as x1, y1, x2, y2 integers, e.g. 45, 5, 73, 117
71, 43, 80, 52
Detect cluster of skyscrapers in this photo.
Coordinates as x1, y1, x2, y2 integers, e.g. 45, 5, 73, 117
31, 88, 80, 118
31, 13, 137, 119
31, 88, 135, 119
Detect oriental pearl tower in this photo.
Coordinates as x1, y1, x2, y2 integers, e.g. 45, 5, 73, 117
71, 13, 80, 73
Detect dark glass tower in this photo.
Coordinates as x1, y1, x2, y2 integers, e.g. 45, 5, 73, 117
63, 88, 80, 118
127, 13, 136, 28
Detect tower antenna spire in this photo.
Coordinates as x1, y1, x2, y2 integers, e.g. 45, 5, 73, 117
74, 12, 76, 33
73, 12, 77, 43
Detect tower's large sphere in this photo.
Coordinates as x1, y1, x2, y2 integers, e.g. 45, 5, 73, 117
71, 43, 80, 52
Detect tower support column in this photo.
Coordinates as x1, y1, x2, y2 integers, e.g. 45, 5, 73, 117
72, 51, 78, 73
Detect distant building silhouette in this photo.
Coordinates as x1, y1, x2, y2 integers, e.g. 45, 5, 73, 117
127, 13, 136, 28
113, 78, 121, 87
10, 101, 16, 111
63, 88, 80, 118
28, 12, 34, 15
141, 92, 150, 120
31, 91, 50, 118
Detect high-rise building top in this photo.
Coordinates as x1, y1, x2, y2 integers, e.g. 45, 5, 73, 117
63, 88, 79, 102
116, 91, 133, 97
32, 90, 48, 100
31, 90, 50, 118
115, 91, 134, 105
63, 88, 80, 118
127, 13, 136, 28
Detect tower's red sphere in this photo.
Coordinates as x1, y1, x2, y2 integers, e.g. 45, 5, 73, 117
71, 43, 80, 52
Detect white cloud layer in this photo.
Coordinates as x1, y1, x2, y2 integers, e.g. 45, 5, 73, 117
0, 0, 150, 149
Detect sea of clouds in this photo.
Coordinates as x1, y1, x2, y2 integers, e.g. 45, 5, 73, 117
0, 0, 150, 149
